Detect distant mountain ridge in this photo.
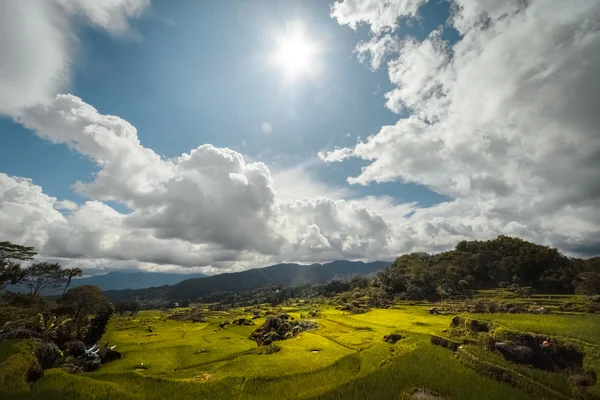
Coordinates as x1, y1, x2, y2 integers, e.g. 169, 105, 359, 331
10, 271, 206, 294
104, 260, 391, 302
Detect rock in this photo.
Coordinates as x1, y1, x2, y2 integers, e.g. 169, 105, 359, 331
101, 349, 122, 363
534, 306, 549, 314
429, 307, 440, 315
83, 358, 101, 372
494, 342, 535, 363
26, 364, 44, 382
383, 334, 404, 344
219, 321, 230, 329
66, 340, 86, 357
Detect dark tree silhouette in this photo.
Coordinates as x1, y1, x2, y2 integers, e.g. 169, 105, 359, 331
62, 267, 83, 295
22, 262, 65, 295
0, 241, 36, 287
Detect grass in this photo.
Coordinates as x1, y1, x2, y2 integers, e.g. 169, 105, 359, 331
4, 302, 600, 399
475, 313, 600, 343
0, 340, 39, 397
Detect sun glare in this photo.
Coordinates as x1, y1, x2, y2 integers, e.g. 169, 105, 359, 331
272, 28, 317, 79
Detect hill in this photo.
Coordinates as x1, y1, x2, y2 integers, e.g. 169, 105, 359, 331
9, 271, 206, 295
104, 260, 390, 302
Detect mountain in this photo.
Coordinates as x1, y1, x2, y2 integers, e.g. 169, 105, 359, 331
10, 271, 206, 294
71, 271, 207, 291
104, 260, 391, 302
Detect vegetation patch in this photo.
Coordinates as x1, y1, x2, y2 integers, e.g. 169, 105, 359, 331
249, 314, 317, 346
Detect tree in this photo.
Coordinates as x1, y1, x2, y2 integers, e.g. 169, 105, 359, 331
62, 267, 83, 295
84, 304, 114, 346
0, 242, 36, 287
22, 262, 65, 295
58, 285, 110, 321
573, 272, 600, 296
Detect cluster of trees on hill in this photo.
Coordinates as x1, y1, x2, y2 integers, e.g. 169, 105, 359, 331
373, 236, 599, 300
0, 241, 115, 375
1, 242, 83, 295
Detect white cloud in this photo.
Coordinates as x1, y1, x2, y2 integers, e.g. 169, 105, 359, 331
261, 122, 273, 133
331, 0, 427, 34
327, 0, 600, 257
1, 95, 406, 271
318, 147, 355, 163
2, 0, 599, 277
54, 200, 79, 211
0, 0, 149, 117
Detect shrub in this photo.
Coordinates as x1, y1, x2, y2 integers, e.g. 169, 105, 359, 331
35, 340, 62, 369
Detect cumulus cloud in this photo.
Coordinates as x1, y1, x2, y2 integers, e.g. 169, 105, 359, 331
2, 0, 599, 276
326, 0, 600, 257
0, 0, 149, 116
3, 95, 412, 271
331, 0, 426, 33
54, 200, 79, 212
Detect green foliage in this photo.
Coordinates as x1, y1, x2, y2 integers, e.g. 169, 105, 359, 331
58, 285, 110, 321
36, 313, 71, 341
574, 271, 600, 296
84, 304, 114, 346
0, 339, 40, 396
378, 236, 591, 300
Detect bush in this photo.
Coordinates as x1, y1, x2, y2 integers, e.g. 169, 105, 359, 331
35, 340, 62, 369
84, 305, 113, 346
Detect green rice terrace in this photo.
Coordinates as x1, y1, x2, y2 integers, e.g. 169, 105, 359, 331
3, 296, 600, 400
2, 236, 600, 399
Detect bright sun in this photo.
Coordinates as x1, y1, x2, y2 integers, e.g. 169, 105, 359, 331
272, 29, 317, 79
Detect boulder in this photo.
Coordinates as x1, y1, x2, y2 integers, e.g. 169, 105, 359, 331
494, 342, 535, 363
66, 340, 86, 357
26, 364, 44, 382
100, 349, 121, 363
83, 358, 101, 372
383, 334, 404, 344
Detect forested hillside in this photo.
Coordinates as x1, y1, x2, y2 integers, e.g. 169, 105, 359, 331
375, 236, 599, 300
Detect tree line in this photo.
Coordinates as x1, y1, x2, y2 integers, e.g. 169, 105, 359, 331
374, 236, 599, 300
1, 242, 83, 295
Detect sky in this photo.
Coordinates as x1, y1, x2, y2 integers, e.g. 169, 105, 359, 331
1, 0, 599, 275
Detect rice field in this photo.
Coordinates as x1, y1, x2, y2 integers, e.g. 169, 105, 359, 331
4, 303, 600, 399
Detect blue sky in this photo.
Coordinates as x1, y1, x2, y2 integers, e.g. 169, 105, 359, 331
1, 0, 597, 273
1, 0, 455, 209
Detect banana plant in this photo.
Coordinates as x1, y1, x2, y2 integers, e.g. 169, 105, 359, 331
37, 313, 71, 340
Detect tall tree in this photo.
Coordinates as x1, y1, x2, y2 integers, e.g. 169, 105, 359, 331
0, 242, 36, 287
58, 285, 110, 321
22, 262, 65, 295
62, 267, 83, 295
